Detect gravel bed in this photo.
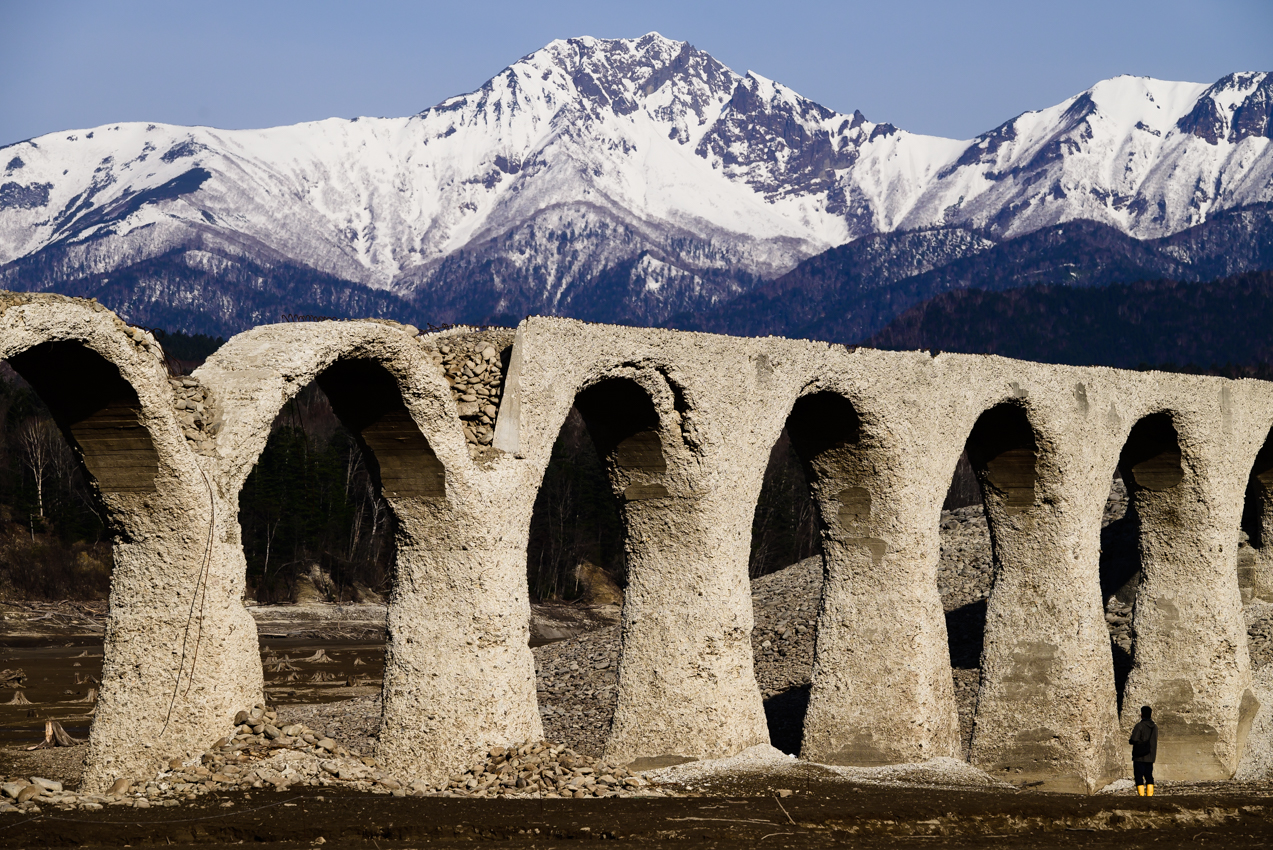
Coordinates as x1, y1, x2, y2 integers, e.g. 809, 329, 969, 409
277, 693, 383, 753
0, 704, 662, 814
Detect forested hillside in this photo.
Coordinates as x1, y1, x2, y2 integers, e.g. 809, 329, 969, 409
870, 270, 1273, 373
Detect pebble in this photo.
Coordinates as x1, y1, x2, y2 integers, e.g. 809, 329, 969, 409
429, 741, 653, 799
30, 777, 61, 793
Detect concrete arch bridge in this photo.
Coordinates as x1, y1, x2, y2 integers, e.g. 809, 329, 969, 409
1, 291, 1267, 795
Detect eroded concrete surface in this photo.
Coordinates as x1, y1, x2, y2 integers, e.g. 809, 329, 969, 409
2, 292, 1271, 794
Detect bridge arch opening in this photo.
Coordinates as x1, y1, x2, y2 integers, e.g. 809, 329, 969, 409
0, 340, 161, 748
748, 390, 862, 754
1103, 411, 1183, 711
529, 375, 667, 756
236, 356, 444, 751
748, 428, 821, 582
8, 341, 160, 497
941, 401, 1038, 759
1238, 431, 1273, 606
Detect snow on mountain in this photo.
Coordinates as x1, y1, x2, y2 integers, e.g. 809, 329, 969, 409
0, 33, 1270, 326
902, 73, 1273, 238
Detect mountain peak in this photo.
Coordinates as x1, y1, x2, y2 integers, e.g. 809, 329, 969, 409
2, 39, 1271, 333
1177, 71, 1273, 144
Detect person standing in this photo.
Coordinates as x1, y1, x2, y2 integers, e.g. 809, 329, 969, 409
1129, 705, 1158, 796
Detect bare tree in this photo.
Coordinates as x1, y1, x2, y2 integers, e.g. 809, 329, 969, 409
16, 417, 60, 519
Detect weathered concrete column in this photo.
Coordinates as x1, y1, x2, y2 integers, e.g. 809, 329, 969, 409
86, 477, 262, 790
371, 531, 542, 783
376, 512, 543, 783
558, 370, 768, 765
798, 392, 961, 765
1, 294, 260, 791
1120, 413, 1259, 780
604, 489, 769, 764
965, 404, 1123, 793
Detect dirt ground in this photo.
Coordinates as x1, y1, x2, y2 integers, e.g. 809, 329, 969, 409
0, 777, 1270, 848
5, 595, 1273, 847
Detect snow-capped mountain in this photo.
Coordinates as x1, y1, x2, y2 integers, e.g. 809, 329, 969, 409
0, 33, 1270, 331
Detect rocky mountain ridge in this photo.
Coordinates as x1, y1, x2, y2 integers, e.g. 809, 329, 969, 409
0, 34, 1270, 331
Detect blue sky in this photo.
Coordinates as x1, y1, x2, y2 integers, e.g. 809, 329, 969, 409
2, 0, 1270, 147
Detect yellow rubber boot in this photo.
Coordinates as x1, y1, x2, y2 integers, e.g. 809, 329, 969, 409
1147, 784, 1154, 797
1136, 785, 1145, 796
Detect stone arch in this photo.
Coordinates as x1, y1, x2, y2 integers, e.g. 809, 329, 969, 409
951, 400, 1047, 771
1110, 411, 1183, 685
1103, 411, 1184, 706
1119, 412, 1184, 494
790, 382, 960, 768
214, 346, 446, 611
530, 362, 771, 766
753, 391, 864, 755
0, 294, 260, 792
235, 356, 446, 752
783, 391, 871, 551
316, 358, 446, 501
207, 337, 453, 498
574, 376, 668, 501
232, 353, 448, 597
955, 395, 1122, 793
7, 340, 161, 495
947, 400, 1041, 673
964, 402, 1039, 513
198, 321, 540, 786
1113, 405, 1258, 780
530, 374, 667, 752
952, 399, 1041, 709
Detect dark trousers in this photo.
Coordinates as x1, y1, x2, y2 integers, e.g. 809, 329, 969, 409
1133, 761, 1155, 785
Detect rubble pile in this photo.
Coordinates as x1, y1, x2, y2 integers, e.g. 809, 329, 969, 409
0, 705, 663, 814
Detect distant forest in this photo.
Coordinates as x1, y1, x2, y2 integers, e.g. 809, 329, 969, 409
870, 270, 1273, 375
0, 362, 114, 599
236, 384, 396, 604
